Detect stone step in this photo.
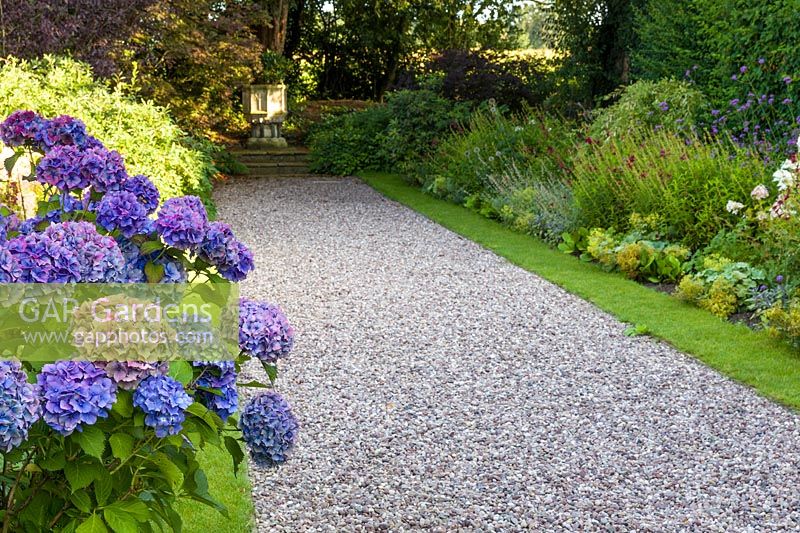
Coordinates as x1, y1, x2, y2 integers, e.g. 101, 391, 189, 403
244, 163, 311, 176
238, 155, 310, 165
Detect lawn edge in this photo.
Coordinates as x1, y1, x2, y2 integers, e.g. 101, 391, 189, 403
359, 170, 800, 410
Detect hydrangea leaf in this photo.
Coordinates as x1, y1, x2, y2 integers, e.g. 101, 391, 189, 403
224, 436, 244, 476
75, 513, 108, 533
144, 261, 165, 283
103, 508, 138, 533
109, 433, 135, 461
168, 361, 193, 385
72, 425, 106, 459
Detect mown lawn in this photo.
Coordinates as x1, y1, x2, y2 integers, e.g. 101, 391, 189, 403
178, 444, 254, 532
361, 171, 800, 410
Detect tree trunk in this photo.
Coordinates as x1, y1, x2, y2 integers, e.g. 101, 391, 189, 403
254, 0, 290, 55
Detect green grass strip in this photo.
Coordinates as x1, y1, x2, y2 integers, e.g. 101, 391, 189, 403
360, 171, 800, 409
178, 443, 254, 532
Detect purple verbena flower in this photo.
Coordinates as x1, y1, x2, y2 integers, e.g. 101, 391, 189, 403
133, 375, 192, 438
37, 361, 117, 436
240, 391, 298, 466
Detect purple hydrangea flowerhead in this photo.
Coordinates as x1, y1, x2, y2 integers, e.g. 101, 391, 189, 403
96, 190, 149, 238
193, 361, 238, 420
199, 222, 254, 281
95, 361, 168, 390
37, 361, 117, 436
0, 110, 45, 147
0, 247, 21, 282
133, 375, 192, 438
123, 174, 160, 214
6, 231, 81, 282
35, 115, 89, 150
155, 196, 209, 250
0, 361, 40, 452
83, 146, 128, 193
238, 299, 294, 363
240, 391, 298, 466
0, 208, 20, 242
43, 222, 126, 282
36, 145, 92, 191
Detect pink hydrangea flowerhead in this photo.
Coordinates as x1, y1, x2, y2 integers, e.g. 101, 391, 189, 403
95, 361, 168, 390
37, 361, 117, 436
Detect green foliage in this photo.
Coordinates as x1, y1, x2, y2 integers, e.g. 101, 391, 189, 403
261, 51, 293, 84
675, 255, 766, 318
570, 128, 765, 249
419, 109, 577, 242
0, 56, 217, 213
577, 218, 690, 283
307, 90, 468, 175
589, 79, 708, 138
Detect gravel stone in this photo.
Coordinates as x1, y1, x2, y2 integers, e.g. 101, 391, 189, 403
215, 176, 800, 531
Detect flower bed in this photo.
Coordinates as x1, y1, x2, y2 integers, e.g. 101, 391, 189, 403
0, 110, 298, 531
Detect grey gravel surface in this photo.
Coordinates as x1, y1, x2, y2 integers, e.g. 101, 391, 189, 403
215, 176, 800, 532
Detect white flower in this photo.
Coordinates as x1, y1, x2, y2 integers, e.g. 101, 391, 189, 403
750, 184, 770, 200
756, 211, 768, 221
773, 168, 795, 191
725, 200, 745, 214
514, 126, 523, 132
781, 159, 800, 171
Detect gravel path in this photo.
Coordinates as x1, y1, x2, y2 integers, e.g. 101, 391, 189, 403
215, 176, 800, 532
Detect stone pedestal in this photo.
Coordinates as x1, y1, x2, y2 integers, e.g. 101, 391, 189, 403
243, 84, 288, 149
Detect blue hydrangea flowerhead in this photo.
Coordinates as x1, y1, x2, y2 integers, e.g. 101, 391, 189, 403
240, 391, 298, 466
133, 375, 193, 438
117, 238, 187, 283
238, 299, 295, 363
96, 361, 168, 390
7, 231, 81, 282
0, 247, 21, 282
35, 115, 90, 150
83, 146, 128, 193
155, 196, 209, 250
0, 361, 40, 452
37, 361, 117, 436
0, 110, 45, 147
43, 222, 126, 282
123, 174, 160, 214
36, 145, 92, 191
193, 361, 238, 421
96, 190, 149, 238
199, 222, 254, 281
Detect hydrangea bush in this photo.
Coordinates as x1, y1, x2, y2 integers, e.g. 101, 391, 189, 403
0, 111, 299, 532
